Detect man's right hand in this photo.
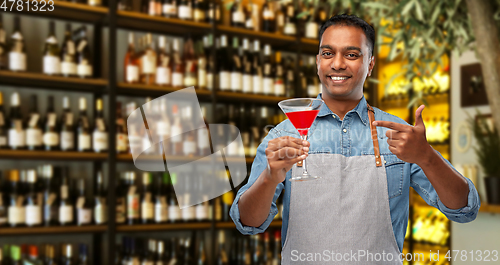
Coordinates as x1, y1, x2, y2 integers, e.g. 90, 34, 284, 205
265, 136, 309, 184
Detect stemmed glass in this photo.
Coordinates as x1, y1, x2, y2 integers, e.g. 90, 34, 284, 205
278, 98, 324, 181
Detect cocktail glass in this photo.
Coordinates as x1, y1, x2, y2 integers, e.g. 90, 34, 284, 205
278, 98, 324, 181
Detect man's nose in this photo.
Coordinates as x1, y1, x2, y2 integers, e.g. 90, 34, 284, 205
330, 54, 347, 70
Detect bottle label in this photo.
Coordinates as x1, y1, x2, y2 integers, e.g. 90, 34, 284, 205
8, 52, 27, 71
61, 131, 75, 150
142, 53, 157, 74
43, 55, 61, 75
207, 73, 213, 90
198, 68, 207, 87
232, 10, 245, 23
94, 203, 107, 224
226, 140, 239, 156
26, 128, 43, 146
8, 128, 25, 148
25, 205, 42, 225
181, 206, 195, 221
183, 140, 196, 155
277, 14, 285, 27
88, 0, 101, 5
116, 197, 126, 223
263, 10, 274, 19
78, 133, 91, 151
61, 61, 77, 76
197, 128, 210, 150
172, 72, 184, 87
183, 75, 197, 87
42, 131, 59, 146
168, 205, 180, 221
78, 208, 93, 225
253, 75, 262, 93
308, 84, 318, 97
128, 135, 142, 154
156, 67, 171, 85
0, 136, 5, 147
284, 23, 297, 35
195, 203, 208, 220
77, 63, 93, 77
59, 205, 74, 223
149, 1, 157, 15
156, 121, 170, 137
263, 77, 274, 94
163, 4, 177, 15
242, 74, 252, 93
246, 17, 254, 29
127, 193, 140, 219
170, 125, 182, 143
93, 131, 108, 152
126, 65, 140, 83
154, 197, 168, 222
178, 6, 192, 19
274, 82, 285, 96
141, 200, 154, 220
8, 205, 25, 225
231, 72, 242, 92
219, 71, 230, 90
305, 22, 319, 39
116, 133, 128, 152
194, 9, 205, 21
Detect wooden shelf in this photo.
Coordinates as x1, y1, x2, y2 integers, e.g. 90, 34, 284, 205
116, 82, 212, 100
17, 1, 108, 22
117, 153, 255, 164
0, 225, 107, 236
216, 25, 296, 49
479, 203, 500, 214
216, 91, 291, 105
117, 11, 211, 35
116, 222, 211, 232
0, 71, 107, 91
216, 220, 282, 229
300, 38, 320, 54
0, 150, 108, 161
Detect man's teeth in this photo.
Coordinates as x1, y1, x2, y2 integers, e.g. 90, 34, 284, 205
330, 76, 348, 80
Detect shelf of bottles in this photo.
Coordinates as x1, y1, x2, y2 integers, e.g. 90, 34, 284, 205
0, 242, 92, 264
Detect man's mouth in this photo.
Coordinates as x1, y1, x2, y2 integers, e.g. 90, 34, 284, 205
328, 75, 351, 82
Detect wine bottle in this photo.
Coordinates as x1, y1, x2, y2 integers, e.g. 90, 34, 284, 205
94, 171, 107, 225
204, 35, 214, 91
274, 52, 285, 96
263, 232, 272, 264
251, 40, 262, 94
283, 0, 297, 36
7, 170, 25, 227
244, 4, 254, 30
44, 245, 57, 265
25, 245, 43, 265
76, 27, 93, 78
43, 21, 61, 76
75, 178, 93, 226
197, 237, 207, 265
8, 92, 25, 150
61, 23, 77, 77
216, 231, 229, 265
126, 171, 140, 225
124, 32, 140, 84
167, 173, 180, 223
262, 44, 274, 95
142, 239, 156, 265
58, 169, 74, 226
221, 189, 233, 222
115, 173, 126, 225
171, 39, 184, 87
230, 0, 245, 28
156, 36, 171, 86
170, 105, 183, 156
0, 171, 6, 227
118, 0, 133, 10
24, 170, 42, 227
0, 14, 7, 70
43, 96, 60, 151
116, 102, 128, 154
42, 165, 58, 226
197, 106, 210, 156
305, 6, 319, 40
88, 0, 101, 6
272, 231, 281, 265
218, 35, 231, 91
60, 96, 75, 151
26, 95, 43, 151
194, 39, 207, 90
148, 0, 158, 15
251, 235, 262, 265
8, 16, 27, 72
141, 34, 157, 85
154, 173, 168, 224
76, 98, 92, 152
162, 0, 178, 18
93, 98, 108, 153
275, 2, 285, 34
77, 244, 89, 265
0, 92, 6, 149
178, 0, 193, 20
193, 0, 206, 22
183, 36, 197, 87
156, 240, 166, 265
230, 37, 242, 92
61, 244, 74, 265
306, 57, 319, 97
284, 56, 295, 98
241, 38, 253, 94
141, 173, 154, 224
239, 105, 250, 157
10, 246, 21, 265
261, 0, 275, 33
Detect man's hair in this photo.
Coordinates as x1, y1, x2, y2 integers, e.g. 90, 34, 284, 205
318, 14, 375, 57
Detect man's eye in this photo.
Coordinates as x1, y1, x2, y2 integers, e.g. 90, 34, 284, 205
322, 52, 332, 56
346, 54, 359, 58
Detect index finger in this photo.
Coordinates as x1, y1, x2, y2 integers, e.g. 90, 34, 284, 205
268, 136, 306, 151
372, 121, 411, 132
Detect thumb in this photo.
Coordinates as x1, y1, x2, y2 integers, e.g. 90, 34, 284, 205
414, 105, 426, 128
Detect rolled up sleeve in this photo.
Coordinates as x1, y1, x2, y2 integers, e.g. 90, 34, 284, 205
229, 128, 284, 235
410, 152, 480, 223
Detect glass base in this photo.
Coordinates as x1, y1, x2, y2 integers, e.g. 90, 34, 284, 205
290, 174, 320, 182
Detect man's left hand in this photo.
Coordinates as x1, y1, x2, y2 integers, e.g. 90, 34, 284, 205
372, 105, 433, 165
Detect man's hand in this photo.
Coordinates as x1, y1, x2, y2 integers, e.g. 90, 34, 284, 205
265, 136, 309, 184
372, 105, 433, 165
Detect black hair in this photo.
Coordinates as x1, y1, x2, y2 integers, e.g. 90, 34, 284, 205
318, 14, 375, 56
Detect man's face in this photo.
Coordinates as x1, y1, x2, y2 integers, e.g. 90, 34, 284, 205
317, 25, 375, 100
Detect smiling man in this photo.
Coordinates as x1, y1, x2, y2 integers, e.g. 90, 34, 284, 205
230, 14, 480, 264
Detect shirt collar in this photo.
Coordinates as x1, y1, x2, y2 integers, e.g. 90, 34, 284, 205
316, 94, 369, 126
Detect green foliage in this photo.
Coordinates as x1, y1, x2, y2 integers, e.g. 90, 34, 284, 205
468, 111, 500, 177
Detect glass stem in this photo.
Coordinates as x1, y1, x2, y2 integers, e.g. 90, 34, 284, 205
301, 134, 309, 176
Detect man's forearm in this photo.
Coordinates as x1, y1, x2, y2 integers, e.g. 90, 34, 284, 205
418, 148, 469, 209
238, 169, 280, 228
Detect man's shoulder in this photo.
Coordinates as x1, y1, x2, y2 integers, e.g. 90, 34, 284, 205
372, 106, 410, 126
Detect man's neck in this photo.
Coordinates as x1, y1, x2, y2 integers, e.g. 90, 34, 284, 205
321, 95, 363, 120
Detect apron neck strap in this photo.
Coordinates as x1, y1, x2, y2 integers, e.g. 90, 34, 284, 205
367, 104, 382, 167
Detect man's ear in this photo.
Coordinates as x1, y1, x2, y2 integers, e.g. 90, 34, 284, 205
367, 56, 375, 77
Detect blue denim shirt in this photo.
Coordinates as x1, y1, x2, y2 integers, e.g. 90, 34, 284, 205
230, 95, 480, 252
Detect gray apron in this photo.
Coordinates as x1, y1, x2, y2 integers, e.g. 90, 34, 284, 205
282, 105, 402, 264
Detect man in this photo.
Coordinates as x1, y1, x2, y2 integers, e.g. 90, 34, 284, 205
230, 14, 480, 264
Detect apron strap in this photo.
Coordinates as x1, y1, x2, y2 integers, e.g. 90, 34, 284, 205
367, 104, 382, 167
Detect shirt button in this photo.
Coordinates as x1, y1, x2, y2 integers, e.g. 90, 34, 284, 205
343, 129, 347, 133
332, 114, 336, 118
